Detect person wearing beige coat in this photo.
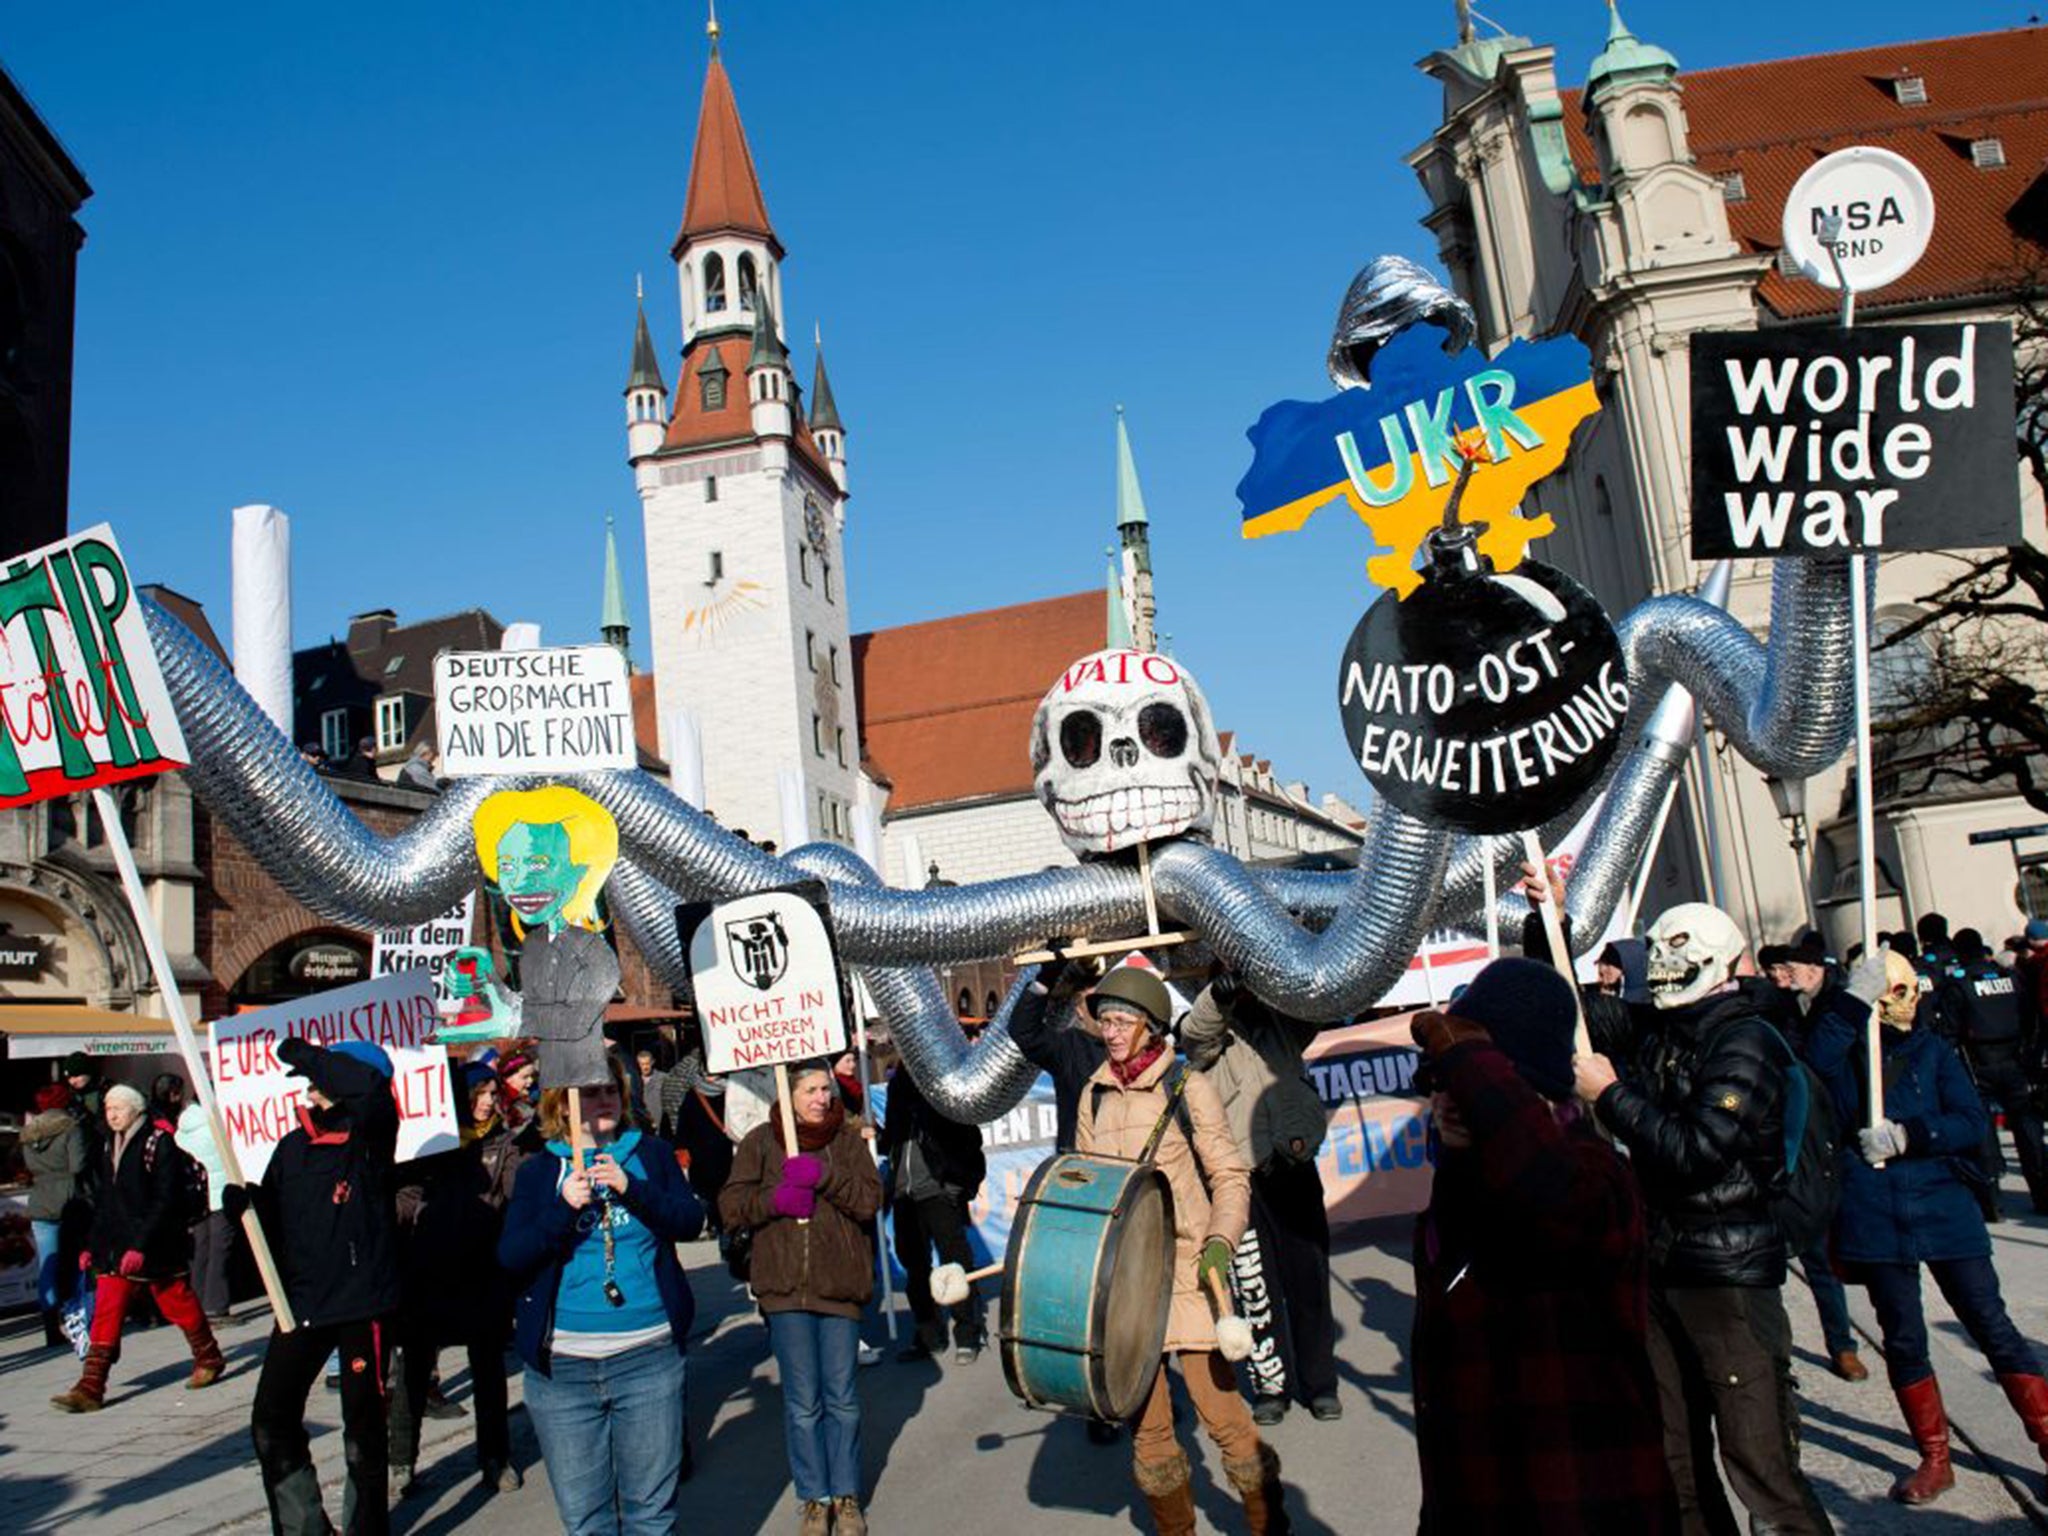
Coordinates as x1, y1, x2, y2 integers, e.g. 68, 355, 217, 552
1073, 965, 1291, 1536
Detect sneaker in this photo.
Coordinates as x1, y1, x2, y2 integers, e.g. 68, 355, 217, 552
1252, 1396, 1287, 1426
856, 1341, 884, 1367
1309, 1393, 1343, 1421
954, 1333, 984, 1364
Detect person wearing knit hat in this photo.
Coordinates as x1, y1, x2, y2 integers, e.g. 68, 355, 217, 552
1408, 958, 1678, 1533
50, 1079, 226, 1412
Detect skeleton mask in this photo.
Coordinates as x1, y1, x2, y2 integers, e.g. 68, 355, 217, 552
1030, 649, 1222, 856
1878, 948, 1921, 1030
1644, 903, 1748, 1010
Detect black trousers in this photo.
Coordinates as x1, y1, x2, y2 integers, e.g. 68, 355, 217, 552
1646, 1284, 1832, 1536
1964, 1040, 2048, 1212
895, 1190, 982, 1344
251, 1317, 391, 1536
1862, 1257, 2042, 1387
188, 1211, 234, 1317
1251, 1158, 1339, 1402
386, 1320, 511, 1471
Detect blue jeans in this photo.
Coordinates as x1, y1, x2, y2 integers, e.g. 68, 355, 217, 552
33, 1219, 63, 1312
524, 1343, 686, 1535
1862, 1256, 2042, 1388
767, 1310, 862, 1502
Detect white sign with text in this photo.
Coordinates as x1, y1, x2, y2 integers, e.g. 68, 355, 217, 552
433, 645, 634, 776
691, 889, 849, 1075
371, 893, 477, 999
209, 970, 458, 1182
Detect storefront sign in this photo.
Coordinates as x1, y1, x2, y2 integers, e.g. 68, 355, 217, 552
209, 969, 458, 1181
0, 524, 190, 809
287, 941, 368, 987
433, 645, 634, 776
1690, 324, 2021, 556
371, 894, 477, 995
0, 930, 49, 979
684, 884, 849, 1075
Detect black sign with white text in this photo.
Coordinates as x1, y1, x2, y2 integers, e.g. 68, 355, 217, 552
1339, 558, 1628, 836
1690, 323, 2021, 557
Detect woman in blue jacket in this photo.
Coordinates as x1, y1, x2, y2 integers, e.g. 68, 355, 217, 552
1809, 949, 2048, 1505
497, 1055, 703, 1535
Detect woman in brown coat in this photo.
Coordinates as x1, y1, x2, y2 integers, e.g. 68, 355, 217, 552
1075, 967, 1289, 1535
721, 1061, 884, 1536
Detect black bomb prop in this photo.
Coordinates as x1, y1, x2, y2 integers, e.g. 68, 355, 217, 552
1338, 518, 1628, 836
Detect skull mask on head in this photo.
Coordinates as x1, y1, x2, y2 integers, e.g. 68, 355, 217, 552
1031, 649, 1222, 857
1644, 902, 1748, 1010
1878, 948, 1921, 1030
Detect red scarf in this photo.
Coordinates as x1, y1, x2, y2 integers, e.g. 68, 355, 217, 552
1109, 1037, 1167, 1086
795, 1095, 847, 1151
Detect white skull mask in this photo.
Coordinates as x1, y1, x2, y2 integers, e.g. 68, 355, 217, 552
1644, 902, 1748, 1010
1031, 649, 1221, 856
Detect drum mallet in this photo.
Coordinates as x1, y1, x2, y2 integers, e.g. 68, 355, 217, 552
931, 1260, 1004, 1308
1202, 1268, 1255, 1363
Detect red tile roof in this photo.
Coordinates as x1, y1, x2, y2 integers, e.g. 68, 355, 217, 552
1559, 26, 2048, 318
853, 591, 1104, 812
674, 53, 780, 258
658, 333, 840, 491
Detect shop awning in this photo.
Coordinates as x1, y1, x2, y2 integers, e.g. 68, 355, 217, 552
0, 1003, 179, 1060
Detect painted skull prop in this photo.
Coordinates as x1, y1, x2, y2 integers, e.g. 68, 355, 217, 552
1878, 948, 1921, 1029
1031, 649, 1221, 856
1644, 902, 1748, 1010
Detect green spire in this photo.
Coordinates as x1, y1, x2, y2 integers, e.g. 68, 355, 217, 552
626, 280, 666, 395
1105, 554, 1133, 648
749, 295, 787, 369
1115, 405, 1148, 530
601, 515, 632, 666
1586, 0, 1678, 102
809, 326, 843, 433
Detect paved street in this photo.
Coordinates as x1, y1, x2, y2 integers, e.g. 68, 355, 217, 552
8, 1156, 2048, 1533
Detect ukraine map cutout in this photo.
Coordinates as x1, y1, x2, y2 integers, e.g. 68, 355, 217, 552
1235, 327, 1600, 597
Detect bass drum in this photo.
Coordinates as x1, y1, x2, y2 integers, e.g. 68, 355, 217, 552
998, 1152, 1175, 1422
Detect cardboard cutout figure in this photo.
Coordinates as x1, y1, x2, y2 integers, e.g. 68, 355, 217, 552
432, 946, 524, 1043
472, 786, 618, 939
521, 927, 622, 1089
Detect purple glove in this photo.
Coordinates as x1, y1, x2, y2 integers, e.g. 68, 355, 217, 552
771, 1183, 817, 1220
783, 1153, 824, 1190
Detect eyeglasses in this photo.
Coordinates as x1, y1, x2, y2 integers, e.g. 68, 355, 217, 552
1096, 1015, 1149, 1035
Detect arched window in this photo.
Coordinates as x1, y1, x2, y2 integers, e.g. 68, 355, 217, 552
737, 253, 759, 312
703, 253, 727, 313
1871, 607, 1935, 722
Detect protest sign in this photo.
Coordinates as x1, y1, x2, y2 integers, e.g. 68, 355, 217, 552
1338, 556, 1627, 834
1780, 145, 1934, 294
433, 645, 634, 776
1690, 324, 2021, 557
1236, 324, 1599, 596
0, 524, 189, 809
210, 969, 459, 1182
371, 893, 478, 999
1303, 1015, 1436, 1225
685, 883, 849, 1076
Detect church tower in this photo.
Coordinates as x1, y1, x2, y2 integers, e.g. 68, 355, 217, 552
629, 13, 858, 846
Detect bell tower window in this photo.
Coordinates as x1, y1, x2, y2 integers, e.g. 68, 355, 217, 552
703, 253, 727, 314
738, 253, 759, 312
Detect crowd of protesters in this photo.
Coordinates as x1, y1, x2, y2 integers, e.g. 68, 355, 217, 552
14, 894, 2048, 1534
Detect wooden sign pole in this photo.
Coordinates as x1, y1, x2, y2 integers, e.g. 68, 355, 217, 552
773, 1061, 809, 1226
568, 1086, 587, 1172
1520, 829, 1592, 1060
92, 788, 296, 1330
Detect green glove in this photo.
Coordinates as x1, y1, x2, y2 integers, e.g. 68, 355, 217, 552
1197, 1237, 1234, 1288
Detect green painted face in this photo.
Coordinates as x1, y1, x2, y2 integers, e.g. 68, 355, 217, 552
494, 821, 588, 934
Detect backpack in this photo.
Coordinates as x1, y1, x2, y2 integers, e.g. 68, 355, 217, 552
1756, 1025, 1843, 1250
144, 1124, 209, 1224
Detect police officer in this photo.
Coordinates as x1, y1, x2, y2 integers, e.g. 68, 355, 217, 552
1943, 928, 2048, 1217
1911, 913, 1961, 1042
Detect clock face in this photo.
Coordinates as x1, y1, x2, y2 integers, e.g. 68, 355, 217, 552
805, 502, 829, 553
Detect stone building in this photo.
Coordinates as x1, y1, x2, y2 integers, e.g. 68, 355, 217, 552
1407, 15, 2048, 948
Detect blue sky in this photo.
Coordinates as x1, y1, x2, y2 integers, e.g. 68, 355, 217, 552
4, 0, 2014, 806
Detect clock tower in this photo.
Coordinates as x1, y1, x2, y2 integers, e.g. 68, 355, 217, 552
628, 17, 859, 846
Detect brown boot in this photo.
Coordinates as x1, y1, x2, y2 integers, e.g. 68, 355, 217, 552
1134, 1449, 1195, 1536
1890, 1377, 1955, 1503
1999, 1372, 2048, 1492
1832, 1349, 1869, 1382
796, 1499, 831, 1536
1225, 1441, 1293, 1535
831, 1495, 868, 1535
51, 1344, 116, 1413
184, 1321, 226, 1389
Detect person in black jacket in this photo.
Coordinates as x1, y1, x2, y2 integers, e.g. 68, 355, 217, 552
881, 1060, 988, 1363
1006, 951, 1105, 1153
1943, 929, 2048, 1215
248, 1038, 401, 1536
49, 1083, 225, 1411
1575, 903, 1833, 1536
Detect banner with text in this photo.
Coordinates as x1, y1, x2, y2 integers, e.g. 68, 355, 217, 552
371, 893, 478, 1001
0, 524, 189, 809
209, 970, 459, 1182
1690, 323, 2021, 557
433, 645, 635, 776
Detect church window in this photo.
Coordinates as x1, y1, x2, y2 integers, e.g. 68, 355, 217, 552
806, 629, 818, 671
707, 549, 723, 585
738, 253, 759, 311
705, 475, 718, 503
823, 561, 836, 604
813, 712, 824, 757
836, 728, 846, 767
828, 644, 840, 684
800, 546, 813, 587
818, 790, 830, 833
704, 254, 727, 313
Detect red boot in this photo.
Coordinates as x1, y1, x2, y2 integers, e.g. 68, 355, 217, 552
1998, 1373, 2048, 1492
1890, 1376, 1955, 1503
